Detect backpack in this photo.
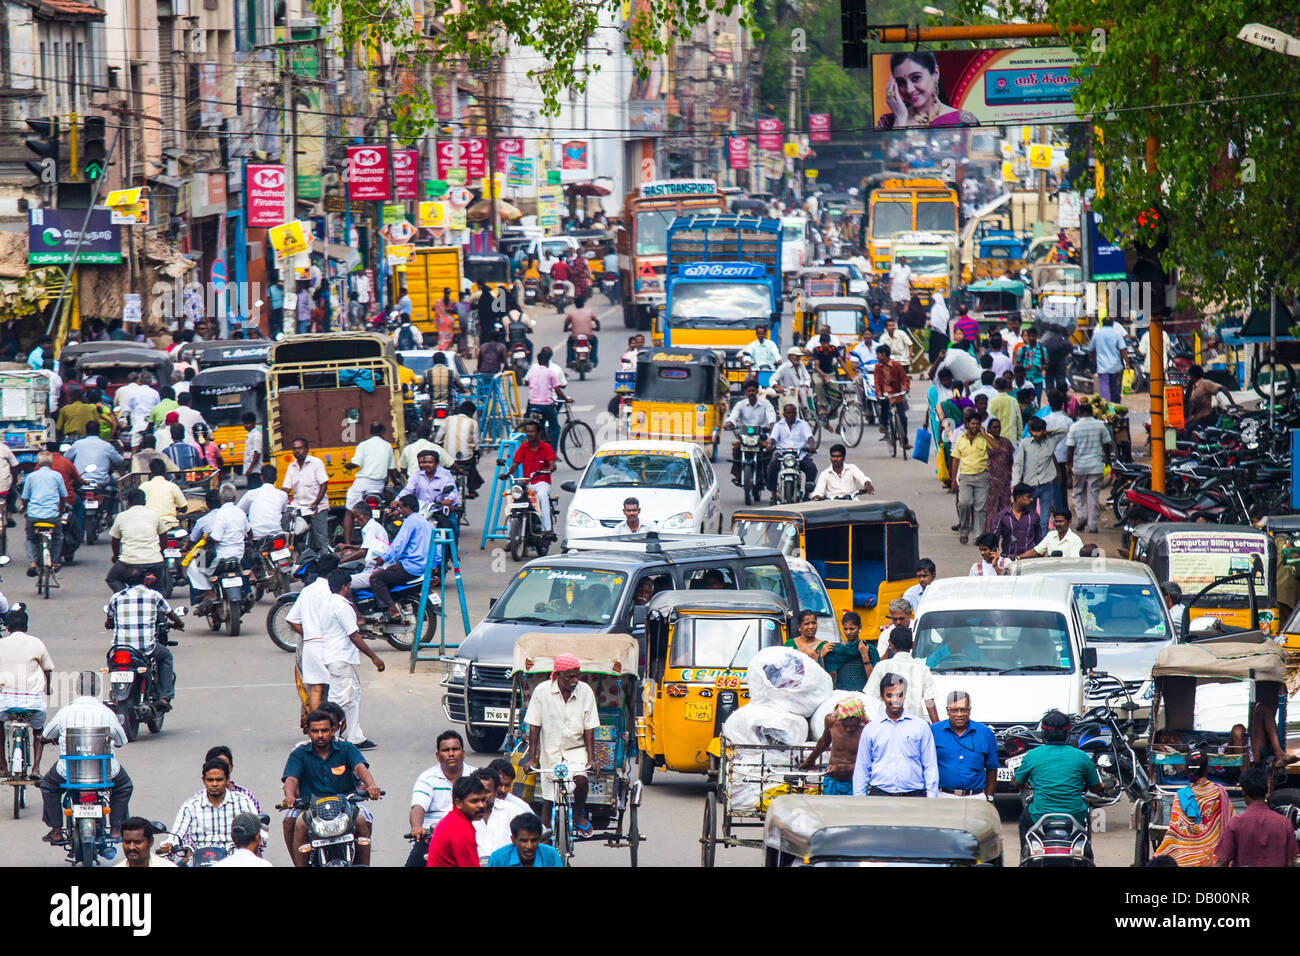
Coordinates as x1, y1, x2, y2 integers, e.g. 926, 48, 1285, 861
396, 323, 416, 350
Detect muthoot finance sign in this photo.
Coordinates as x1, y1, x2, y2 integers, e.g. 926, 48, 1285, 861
28, 208, 122, 264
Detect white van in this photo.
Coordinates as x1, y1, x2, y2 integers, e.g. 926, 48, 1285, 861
780, 217, 809, 291
911, 577, 1097, 751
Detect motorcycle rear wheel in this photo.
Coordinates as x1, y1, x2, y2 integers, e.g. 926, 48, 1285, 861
266, 595, 299, 652
76, 819, 97, 868
225, 598, 242, 636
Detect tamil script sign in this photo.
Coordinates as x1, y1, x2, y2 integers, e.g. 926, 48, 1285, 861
245, 164, 287, 226
346, 145, 390, 201
679, 262, 767, 279
28, 208, 121, 264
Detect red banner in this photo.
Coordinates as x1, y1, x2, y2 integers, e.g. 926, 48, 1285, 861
727, 136, 750, 170
808, 113, 831, 142
561, 140, 588, 170
245, 163, 286, 226
346, 145, 390, 201
756, 118, 784, 151
495, 137, 524, 173
393, 148, 419, 199
435, 138, 487, 179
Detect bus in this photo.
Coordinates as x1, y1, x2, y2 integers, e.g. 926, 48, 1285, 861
266, 333, 404, 507
865, 178, 959, 277
615, 179, 727, 331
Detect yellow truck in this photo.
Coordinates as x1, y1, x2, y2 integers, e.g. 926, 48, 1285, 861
399, 246, 464, 338
889, 231, 959, 309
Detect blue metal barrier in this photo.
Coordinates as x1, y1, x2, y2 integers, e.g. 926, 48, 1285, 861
409, 526, 472, 672
479, 432, 524, 550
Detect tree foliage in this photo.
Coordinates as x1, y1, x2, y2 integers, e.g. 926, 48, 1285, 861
956, 0, 1300, 307
310, 0, 756, 137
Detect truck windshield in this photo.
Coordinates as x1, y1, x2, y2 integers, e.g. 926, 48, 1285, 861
816, 309, 862, 337
670, 616, 781, 668
916, 202, 957, 234
913, 609, 1073, 673
782, 223, 805, 243
898, 251, 949, 275
872, 202, 911, 237
581, 452, 695, 491
487, 567, 625, 625
668, 282, 770, 325
636, 210, 675, 255
1072, 584, 1170, 642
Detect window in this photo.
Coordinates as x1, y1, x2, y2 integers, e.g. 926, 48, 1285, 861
669, 616, 781, 668
1072, 584, 1169, 641
693, 453, 712, 494
488, 567, 626, 625
740, 563, 788, 603
685, 567, 736, 590
667, 283, 772, 324
733, 519, 797, 555
916, 201, 957, 234
913, 609, 1073, 673
872, 201, 911, 238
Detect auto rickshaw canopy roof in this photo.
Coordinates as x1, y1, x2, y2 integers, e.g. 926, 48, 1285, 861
966, 277, 1027, 297
808, 297, 871, 313
635, 346, 721, 368
763, 794, 1002, 863
732, 498, 917, 531
645, 588, 789, 620
1151, 640, 1285, 683
76, 347, 173, 374
512, 633, 639, 677
190, 363, 269, 387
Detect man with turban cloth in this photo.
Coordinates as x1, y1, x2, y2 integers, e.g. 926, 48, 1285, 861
521, 651, 600, 835
800, 695, 869, 795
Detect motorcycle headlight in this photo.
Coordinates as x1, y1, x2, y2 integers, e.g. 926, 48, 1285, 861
450, 662, 467, 682
568, 510, 596, 528
511, 486, 527, 501
782, 452, 797, 467
661, 512, 693, 531
310, 811, 350, 838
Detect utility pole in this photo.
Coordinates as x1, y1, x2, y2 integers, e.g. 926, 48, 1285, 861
283, 67, 296, 217
484, 55, 500, 246
788, 60, 802, 203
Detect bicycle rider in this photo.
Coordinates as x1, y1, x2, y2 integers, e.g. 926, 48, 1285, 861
0, 607, 54, 777
519, 651, 599, 837
873, 343, 911, 453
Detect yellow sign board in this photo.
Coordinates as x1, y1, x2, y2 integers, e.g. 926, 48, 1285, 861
110, 200, 149, 225
1028, 144, 1053, 170
479, 173, 504, 199
1002, 161, 1019, 183
385, 243, 414, 266
1021, 127, 1033, 145
418, 201, 447, 228
782, 142, 799, 158
105, 187, 144, 208
268, 220, 310, 258
804, 169, 818, 179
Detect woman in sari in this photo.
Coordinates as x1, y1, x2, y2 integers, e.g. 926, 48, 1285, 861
192, 423, 224, 473
982, 417, 1013, 531
433, 292, 456, 350
1155, 751, 1233, 866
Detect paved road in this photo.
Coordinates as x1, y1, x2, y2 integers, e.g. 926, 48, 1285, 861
1, 301, 1138, 867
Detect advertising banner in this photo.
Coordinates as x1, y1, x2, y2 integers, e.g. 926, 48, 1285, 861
506, 157, 534, 187
1166, 531, 1270, 599
418, 201, 447, 228
435, 139, 487, 179
346, 145, 390, 201
808, 113, 831, 142
1086, 209, 1127, 282
756, 118, 784, 151
267, 219, 310, 259
561, 141, 589, 170
538, 184, 562, 228
246, 164, 287, 226
871, 47, 1086, 129
393, 149, 420, 199
495, 138, 525, 173
727, 136, 750, 170
27, 209, 121, 264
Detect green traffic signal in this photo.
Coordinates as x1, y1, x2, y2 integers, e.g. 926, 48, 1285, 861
82, 116, 106, 181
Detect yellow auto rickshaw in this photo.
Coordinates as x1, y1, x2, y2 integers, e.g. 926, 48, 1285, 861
791, 267, 852, 345
1127, 523, 1283, 641
731, 499, 920, 633
626, 347, 727, 460
807, 296, 871, 351
635, 589, 791, 783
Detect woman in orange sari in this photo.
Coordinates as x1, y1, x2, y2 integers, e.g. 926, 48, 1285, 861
1154, 751, 1233, 866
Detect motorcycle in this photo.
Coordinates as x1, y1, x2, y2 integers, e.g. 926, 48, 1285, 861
1068, 345, 1096, 395
549, 280, 572, 313
79, 463, 116, 545
571, 333, 593, 381
1122, 468, 1248, 526
161, 526, 190, 598
281, 790, 381, 866
430, 401, 450, 444
735, 424, 769, 507
523, 276, 540, 305
509, 341, 531, 382
598, 272, 619, 304
266, 551, 441, 652
252, 531, 294, 600
506, 473, 559, 562
452, 452, 476, 527
773, 449, 808, 505
205, 554, 255, 637
105, 605, 188, 741
56, 756, 118, 867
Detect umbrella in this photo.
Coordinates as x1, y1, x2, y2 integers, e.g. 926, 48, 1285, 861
467, 199, 523, 221
564, 182, 612, 197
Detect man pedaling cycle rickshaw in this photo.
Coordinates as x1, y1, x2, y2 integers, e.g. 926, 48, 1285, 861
518, 652, 599, 837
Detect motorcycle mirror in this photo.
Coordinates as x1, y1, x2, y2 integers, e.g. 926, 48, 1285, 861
148, 820, 168, 835
560, 480, 577, 493
175, 606, 190, 617
0, 555, 9, 567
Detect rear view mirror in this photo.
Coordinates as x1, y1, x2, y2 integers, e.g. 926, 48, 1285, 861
632, 605, 649, 628
1188, 616, 1223, 637
174, 606, 190, 617
560, 480, 577, 493
1080, 647, 1098, 671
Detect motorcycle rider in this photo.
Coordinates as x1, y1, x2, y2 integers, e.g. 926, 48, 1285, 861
189, 482, 252, 616
549, 254, 572, 309
812, 444, 874, 500
724, 378, 777, 490
66, 419, 124, 518
0, 607, 53, 776
1012, 709, 1103, 861
601, 243, 620, 302
510, 419, 557, 538
443, 401, 483, 498
239, 463, 289, 544
342, 421, 399, 547
740, 323, 782, 368
425, 352, 467, 410
400, 449, 460, 544
335, 500, 389, 569
771, 346, 812, 415
39, 672, 133, 844
281, 707, 382, 867
19, 450, 68, 578
105, 488, 167, 593
766, 402, 818, 504
160, 758, 259, 857
106, 565, 185, 709
563, 295, 600, 369
356, 493, 436, 625
476, 331, 509, 376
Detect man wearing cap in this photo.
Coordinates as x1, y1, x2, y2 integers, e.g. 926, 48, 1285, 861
520, 652, 599, 835
211, 812, 272, 866
771, 346, 812, 403
800, 697, 867, 795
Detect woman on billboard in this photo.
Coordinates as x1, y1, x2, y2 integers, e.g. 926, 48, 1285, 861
875, 50, 980, 129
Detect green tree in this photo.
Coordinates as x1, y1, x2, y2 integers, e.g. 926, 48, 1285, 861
955, 0, 1300, 306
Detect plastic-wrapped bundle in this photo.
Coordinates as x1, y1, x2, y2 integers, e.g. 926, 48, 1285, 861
721, 703, 811, 811
808, 690, 873, 741
745, 645, 833, 717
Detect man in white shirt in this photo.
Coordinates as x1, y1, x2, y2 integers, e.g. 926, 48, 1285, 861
282, 437, 331, 554
443, 401, 483, 497
286, 554, 341, 721
210, 812, 272, 866
398, 424, 453, 475
862, 627, 939, 724
320, 571, 385, 748
239, 464, 289, 539
472, 766, 530, 861
39, 672, 133, 842
901, 559, 935, 614
724, 378, 778, 488
766, 402, 818, 504
612, 497, 657, 535
242, 413, 264, 476
1019, 508, 1085, 559
343, 421, 398, 545
0, 607, 54, 775
771, 346, 812, 405
812, 443, 874, 500
173, 392, 206, 444
338, 501, 390, 570
114, 372, 141, 419
888, 255, 913, 318
741, 324, 782, 368
877, 317, 913, 370
520, 652, 600, 833
190, 482, 251, 608
125, 373, 162, 446
406, 729, 475, 867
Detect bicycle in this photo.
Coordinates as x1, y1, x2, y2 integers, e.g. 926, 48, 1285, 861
532, 761, 590, 867
2, 709, 40, 819
881, 392, 909, 459
817, 380, 865, 448
31, 520, 58, 599
557, 399, 595, 471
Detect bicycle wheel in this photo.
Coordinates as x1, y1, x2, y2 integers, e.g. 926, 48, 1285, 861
838, 401, 865, 447
553, 806, 572, 867
559, 420, 595, 471
887, 412, 898, 458
895, 406, 909, 460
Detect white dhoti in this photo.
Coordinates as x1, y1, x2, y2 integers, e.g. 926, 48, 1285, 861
325, 660, 364, 743
300, 638, 329, 685
345, 476, 386, 509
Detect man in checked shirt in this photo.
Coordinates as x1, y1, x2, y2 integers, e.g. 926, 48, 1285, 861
160, 758, 260, 857
105, 567, 187, 709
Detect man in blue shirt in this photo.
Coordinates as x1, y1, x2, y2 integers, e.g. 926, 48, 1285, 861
931, 691, 999, 800
852, 673, 939, 797
1086, 316, 1130, 403
67, 420, 125, 516
487, 811, 564, 867
20, 451, 67, 574
365, 494, 437, 623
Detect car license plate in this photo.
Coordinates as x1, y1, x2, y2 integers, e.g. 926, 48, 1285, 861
164, 548, 182, 558
310, 834, 353, 848
685, 702, 712, 722
72, 805, 102, 819
483, 707, 511, 723
109, 671, 134, 684
84, 501, 99, 510
271, 548, 291, 561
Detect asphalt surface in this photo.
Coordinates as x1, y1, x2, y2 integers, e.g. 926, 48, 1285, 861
1, 299, 1140, 867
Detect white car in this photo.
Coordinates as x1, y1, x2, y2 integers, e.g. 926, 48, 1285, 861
786, 556, 842, 645
560, 440, 722, 540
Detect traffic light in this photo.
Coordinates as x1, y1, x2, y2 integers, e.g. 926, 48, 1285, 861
81, 116, 106, 181
841, 0, 870, 69
1129, 204, 1170, 315
24, 116, 59, 184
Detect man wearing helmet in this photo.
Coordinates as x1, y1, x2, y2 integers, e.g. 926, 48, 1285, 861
1013, 709, 1104, 859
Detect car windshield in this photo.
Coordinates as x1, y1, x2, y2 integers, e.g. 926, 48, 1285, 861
913, 609, 1074, 673
488, 567, 626, 625
670, 616, 782, 668
791, 569, 834, 616
580, 452, 696, 491
1072, 583, 1170, 642
668, 282, 771, 325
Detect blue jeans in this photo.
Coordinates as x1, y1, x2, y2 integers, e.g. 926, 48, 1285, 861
527, 403, 561, 448
1031, 481, 1056, 537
